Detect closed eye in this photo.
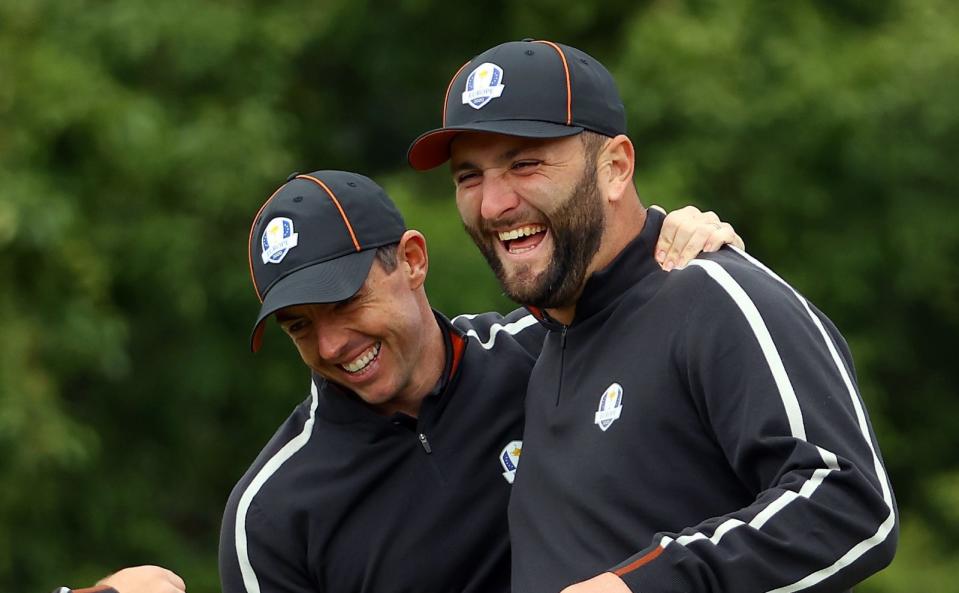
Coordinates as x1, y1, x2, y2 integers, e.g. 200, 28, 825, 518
455, 171, 481, 186
511, 160, 541, 173
283, 319, 310, 336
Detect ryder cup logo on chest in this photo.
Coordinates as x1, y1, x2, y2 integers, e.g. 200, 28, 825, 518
261, 217, 299, 264
462, 62, 506, 109
499, 440, 522, 484
594, 383, 624, 431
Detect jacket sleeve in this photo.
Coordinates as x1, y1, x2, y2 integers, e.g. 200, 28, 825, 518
612, 252, 898, 593
219, 494, 319, 593
219, 386, 321, 593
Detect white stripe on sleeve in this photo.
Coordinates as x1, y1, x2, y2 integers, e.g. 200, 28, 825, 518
234, 380, 319, 593
452, 313, 538, 350
672, 257, 895, 593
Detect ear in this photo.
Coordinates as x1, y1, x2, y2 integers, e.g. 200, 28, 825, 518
596, 134, 635, 204
397, 230, 429, 289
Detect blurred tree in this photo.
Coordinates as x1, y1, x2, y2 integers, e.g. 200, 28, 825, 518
0, 0, 955, 591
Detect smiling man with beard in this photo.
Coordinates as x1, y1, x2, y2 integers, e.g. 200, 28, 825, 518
409, 39, 898, 593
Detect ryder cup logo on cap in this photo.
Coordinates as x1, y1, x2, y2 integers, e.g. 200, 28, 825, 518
499, 440, 522, 484
594, 383, 624, 431
462, 62, 505, 109
261, 217, 299, 264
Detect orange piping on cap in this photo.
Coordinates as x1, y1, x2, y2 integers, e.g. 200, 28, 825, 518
533, 40, 572, 125
248, 184, 288, 303
443, 60, 472, 127
295, 174, 362, 252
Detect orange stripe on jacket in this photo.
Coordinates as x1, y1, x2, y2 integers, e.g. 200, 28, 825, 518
612, 545, 665, 577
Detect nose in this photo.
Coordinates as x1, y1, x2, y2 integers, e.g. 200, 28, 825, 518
315, 316, 351, 362
479, 170, 520, 223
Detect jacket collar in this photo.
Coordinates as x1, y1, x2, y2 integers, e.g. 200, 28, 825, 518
526, 207, 665, 329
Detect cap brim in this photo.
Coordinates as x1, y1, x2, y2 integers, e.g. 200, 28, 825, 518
407, 120, 584, 171
250, 249, 377, 352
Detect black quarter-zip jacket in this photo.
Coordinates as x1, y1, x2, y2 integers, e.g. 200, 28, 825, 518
219, 310, 544, 593
509, 209, 898, 593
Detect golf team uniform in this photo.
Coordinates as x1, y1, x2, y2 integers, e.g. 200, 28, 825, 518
509, 208, 898, 593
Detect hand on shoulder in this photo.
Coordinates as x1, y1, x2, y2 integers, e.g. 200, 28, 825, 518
653, 204, 744, 271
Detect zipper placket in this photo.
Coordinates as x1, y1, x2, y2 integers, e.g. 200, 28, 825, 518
555, 325, 568, 406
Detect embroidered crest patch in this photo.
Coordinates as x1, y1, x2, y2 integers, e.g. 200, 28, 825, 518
461, 62, 506, 110
261, 217, 299, 264
499, 440, 522, 484
594, 383, 624, 431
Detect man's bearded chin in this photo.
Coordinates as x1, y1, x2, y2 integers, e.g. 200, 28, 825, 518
464, 169, 605, 310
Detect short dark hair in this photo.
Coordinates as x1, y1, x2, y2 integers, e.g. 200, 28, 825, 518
375, 242, 400, 272
580, 130, 608, 166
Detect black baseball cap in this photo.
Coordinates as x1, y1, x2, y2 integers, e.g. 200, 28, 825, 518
408, 39, 627, 171
247, 170, 406, 352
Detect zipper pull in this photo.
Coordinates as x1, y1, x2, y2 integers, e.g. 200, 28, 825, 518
418, 433, 432, 454
561, 325, 568, 349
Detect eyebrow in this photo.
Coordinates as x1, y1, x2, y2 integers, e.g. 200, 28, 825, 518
450, 146, 531, 175
274, 311, 298, 323
451, 160, 477, 175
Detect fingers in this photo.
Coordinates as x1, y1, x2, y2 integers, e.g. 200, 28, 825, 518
673, 224, 717, 268
657, 205, 745, 270
702, 222, 745, 253
655, 205, 696, 267
657, 206, 719, 270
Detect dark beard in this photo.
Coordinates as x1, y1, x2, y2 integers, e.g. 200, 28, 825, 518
465, 166, 605, 309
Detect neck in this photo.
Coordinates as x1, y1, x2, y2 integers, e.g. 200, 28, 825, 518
381, 302, 446, 418
546, 194, 647, 325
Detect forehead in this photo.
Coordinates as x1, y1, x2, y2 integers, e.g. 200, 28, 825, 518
449, 132, 583, 169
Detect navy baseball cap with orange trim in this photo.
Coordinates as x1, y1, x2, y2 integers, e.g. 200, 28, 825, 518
248, 170, 406, 352
407, 39, 627, 171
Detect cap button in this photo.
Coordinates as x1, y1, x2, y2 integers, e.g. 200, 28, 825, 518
521, 37, 535, 42
286, 171, 301, 182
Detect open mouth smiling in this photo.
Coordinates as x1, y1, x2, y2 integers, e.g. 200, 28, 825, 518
497, 224, 547, 254
341, 342, 381, 374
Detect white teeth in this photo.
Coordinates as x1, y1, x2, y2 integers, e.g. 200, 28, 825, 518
497, 225, 546, 242
341, 342, 381, 374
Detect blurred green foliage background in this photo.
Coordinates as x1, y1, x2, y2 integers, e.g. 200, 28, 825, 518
2, 0, 957, 591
